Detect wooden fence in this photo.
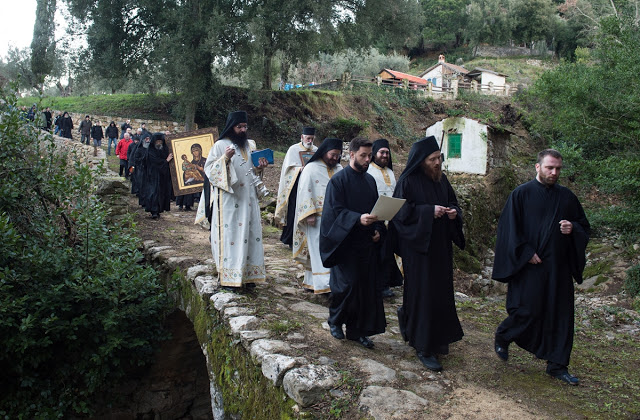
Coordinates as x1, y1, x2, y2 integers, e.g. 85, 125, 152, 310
297, 73, 517, 99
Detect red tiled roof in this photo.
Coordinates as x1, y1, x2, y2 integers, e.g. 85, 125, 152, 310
380, 69, 428, 85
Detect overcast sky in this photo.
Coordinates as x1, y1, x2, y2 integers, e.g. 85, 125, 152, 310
1, 1, 38, 58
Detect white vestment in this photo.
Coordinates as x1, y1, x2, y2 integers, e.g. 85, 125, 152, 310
274, 141, 317, 225
367, 161, 403, 275
367, 162, 396, 197
202, 139, 266, 287
292, 160, 342, 293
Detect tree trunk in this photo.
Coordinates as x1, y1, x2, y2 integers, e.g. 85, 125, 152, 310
184, 101, 196, 131
262, 50, 273, 90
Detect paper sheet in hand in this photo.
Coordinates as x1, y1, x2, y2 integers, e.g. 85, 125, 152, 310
370, 195, 406, 221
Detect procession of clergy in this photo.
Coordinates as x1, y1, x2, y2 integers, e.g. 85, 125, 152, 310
198, 111, 590, 385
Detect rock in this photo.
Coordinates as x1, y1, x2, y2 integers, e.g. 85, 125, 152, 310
454, 292, 471, 302
399, 371, 421, 380
577, 275, 599, 290
250, 339, 292, 364
239, 329, 271, 349
228, 316, 260, 334
633, 244, 639, 251
282, 365, 341, 407
415, 382, 445, 395
194, 275, 217, 297
358, 386, 429, 419
354, 359, 396, 384
273, 285, 299, 296
223, 306, 253, 320
289, 301, 330, 319
187, 264, 215, 281
148, 245, 172, 255
317, 356, 336, 366
262, 354, 302, 386
210, 292, 240, 311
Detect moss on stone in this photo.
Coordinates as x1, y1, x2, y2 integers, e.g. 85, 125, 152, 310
168, 268, 296, 419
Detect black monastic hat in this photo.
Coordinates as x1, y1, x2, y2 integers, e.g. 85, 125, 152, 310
308, 137, 343, 164
302, 127, 316, 136
218, 111, 248, 140
397, 136, 440, 184
372, 138, 393, 170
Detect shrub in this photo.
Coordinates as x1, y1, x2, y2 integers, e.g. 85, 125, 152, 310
0, 87, 170, 418
625, 264, 640, 297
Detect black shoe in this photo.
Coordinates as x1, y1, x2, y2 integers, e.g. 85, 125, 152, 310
329, 323, 345, 340
151, 214, 159, 220
551, 371, 579, 386
244, 282, 256, 290
351, 336, 374, 349
221, 286, 237, 292
417, 352, 442, 372
185, 206, 192, 211
494, 336, 509, 361
381, 287, 395, 298
178, 206, 184, 211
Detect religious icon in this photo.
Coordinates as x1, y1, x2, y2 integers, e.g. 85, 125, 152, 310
299, 151, 314, 166
167, 127, 218, 196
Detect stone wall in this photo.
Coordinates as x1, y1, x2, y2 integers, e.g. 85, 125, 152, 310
57, 112, 192, 137
474, 45, 553, 58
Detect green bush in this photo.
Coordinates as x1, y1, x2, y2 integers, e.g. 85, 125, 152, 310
0, 87, 170, 418
624, 264, 640, 297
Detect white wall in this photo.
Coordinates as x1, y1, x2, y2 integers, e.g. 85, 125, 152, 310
425, 117, 488, 175
421, 66, 443, 89
481, 72, 505, 88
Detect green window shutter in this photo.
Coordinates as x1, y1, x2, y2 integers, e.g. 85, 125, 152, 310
448, 133, 461, 159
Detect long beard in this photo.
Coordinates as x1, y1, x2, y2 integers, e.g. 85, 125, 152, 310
154, 143, 163, 150
228, 131, 248, 149
425, 165, 442, 182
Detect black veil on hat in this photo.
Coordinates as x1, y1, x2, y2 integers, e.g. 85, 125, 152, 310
308, 137, 343, 164
397, 136, 440, 185
302, 127, 316, 136
218, 111, 248, 140
372, 138, 393, 170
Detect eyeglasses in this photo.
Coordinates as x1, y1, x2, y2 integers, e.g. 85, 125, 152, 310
378, 151, 390, 155
235, 124, 248, 130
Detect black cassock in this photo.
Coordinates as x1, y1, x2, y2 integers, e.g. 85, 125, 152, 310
142, 145, 172, 216
320, 166, 386, 339
279, 174, 300, 247
492, 180, 589, 368
391, 172, 465, 354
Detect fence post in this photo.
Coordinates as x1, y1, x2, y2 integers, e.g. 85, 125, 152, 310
471, 80, 478, 93
452, 79, 459, 99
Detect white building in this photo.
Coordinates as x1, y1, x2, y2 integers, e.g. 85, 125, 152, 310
418, 54, 469, 91
425, 117, 489, 175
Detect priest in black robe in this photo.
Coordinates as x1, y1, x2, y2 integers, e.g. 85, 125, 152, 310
390, 136, 465, 372
142, 133, 174, 219
492, 149, 590, 385
320, 137, 386, 349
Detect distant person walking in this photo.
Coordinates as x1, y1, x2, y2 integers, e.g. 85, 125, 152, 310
79, 115, 92, 145
60, 112, 73, 139
105, 121, 119, 155
116, 133, 133, 179
91, 120, 104, 147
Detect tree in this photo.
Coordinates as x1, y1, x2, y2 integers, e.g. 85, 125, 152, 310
465, 0, 514, 47
511, 0, 556, 46
0, 47, 38, 94
421, 0, 469, 48
31, 0, 58, 89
